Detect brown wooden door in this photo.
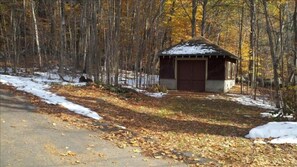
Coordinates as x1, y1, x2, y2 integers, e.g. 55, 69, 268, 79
177, 60, 206, 92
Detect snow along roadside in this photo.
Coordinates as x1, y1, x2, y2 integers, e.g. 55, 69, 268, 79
0, 74, 102, 120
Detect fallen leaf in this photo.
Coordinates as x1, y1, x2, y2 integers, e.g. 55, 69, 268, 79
154, 155, 162, 159
133, 149, 141, 153
98, 153, 105, 157
60, 151, 76, 156
117, 143, 126, 149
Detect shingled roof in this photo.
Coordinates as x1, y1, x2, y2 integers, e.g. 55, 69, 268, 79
159, 37, 238, 60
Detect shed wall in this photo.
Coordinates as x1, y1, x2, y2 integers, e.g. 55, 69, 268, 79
159, 57, 175, 79
159, 56, 236, 92
205, 80, 235, 93
160, 79, 177, 89
208, 57, 225, 80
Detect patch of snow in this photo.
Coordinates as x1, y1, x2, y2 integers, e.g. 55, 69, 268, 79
162, 43, 216, 55
96, 69, 163, 98
270, 135, 297, 144
206, 94, 227, 100
34, 71, 82, 83
1, 67, 164, 99
0, 74, 101, 120
0, 68, 13, 73
227, 94, 277, 110
260, 111, 294, 120
123, 85, 166, 98
118, 73, 159, 88
0, 67, 28, 74
144, 92, 165, 98
214, 94, 295, 120
245, 122, 297, 144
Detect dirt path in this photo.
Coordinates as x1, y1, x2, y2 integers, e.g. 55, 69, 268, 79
0, 88, 186, 167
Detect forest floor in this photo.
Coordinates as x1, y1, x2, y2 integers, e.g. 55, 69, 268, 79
2, 83, 297, 166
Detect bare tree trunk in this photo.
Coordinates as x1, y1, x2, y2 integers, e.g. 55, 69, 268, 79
249, 0, 256, 90
23, 0, 28, 72
279, 5, 284, 86
49, 1, 56, 61
162, 0, 176, 47
191, 0, 198, 38
12, 8, 17, 73
262, 0, 281, 108
114, 0, 122, 85
86, 1, 93, 76
293, 0, 297, 116
91, 1, 100, 82
58, 0, 66, 74
254, 12, 260, 100
134, 0, 141, 87
201, 0, 208, 37
0, 16, 8, 73
79, 1, 87, 72
279, 3, 286, 111
31, 0, 42, 69
238, 4, 244, 94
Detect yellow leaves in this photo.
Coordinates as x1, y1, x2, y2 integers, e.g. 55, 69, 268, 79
60, 150, 77, 157
72, 160, 80, 165
153, 155, 163, 159
117, 142, 127, 149
97, 153, 105, 158
128, 138, 141, 147
133, 149, 141, 153
44, 143, 77, 159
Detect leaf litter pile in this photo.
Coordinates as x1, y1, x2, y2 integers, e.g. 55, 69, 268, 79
3, 83, 296, 166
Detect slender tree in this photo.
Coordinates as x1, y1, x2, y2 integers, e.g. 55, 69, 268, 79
249, 0, 256, 90
59, 0, 66, 74
262, 0, 281, 108
293, 0, 297, 116
238, 2, 244, 94
201, 0, 208, 37
31, 0, 42, 69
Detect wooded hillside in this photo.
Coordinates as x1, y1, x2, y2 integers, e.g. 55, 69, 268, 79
0, 0, 296, 109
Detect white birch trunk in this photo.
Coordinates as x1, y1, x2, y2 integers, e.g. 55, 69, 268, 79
31, 0, 42, 68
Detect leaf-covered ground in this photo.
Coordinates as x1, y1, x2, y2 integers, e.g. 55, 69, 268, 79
2, 83, 296, 166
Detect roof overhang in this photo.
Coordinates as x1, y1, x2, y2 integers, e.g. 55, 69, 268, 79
159, 54, 239, 60
158, 37, 239, 60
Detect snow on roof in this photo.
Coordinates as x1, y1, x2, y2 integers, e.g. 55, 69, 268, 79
159, 37, 238, 59
161, 43, 216, 55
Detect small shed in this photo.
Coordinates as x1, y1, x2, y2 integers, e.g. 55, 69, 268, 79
158, 37, 238, 92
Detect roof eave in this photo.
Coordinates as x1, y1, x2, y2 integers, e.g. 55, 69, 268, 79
159, 54, 239, 60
